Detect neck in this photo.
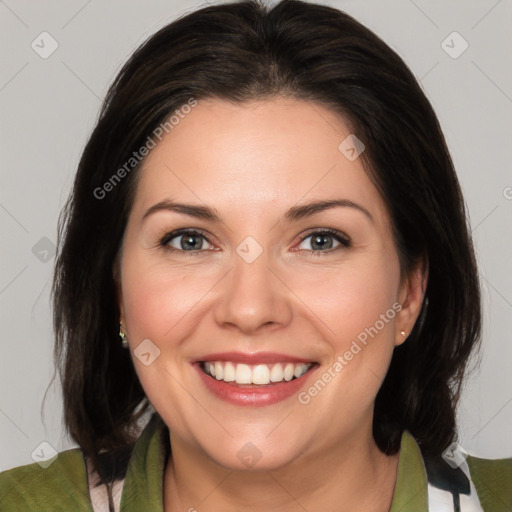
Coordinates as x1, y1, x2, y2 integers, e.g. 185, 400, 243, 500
163, 424, 400, 512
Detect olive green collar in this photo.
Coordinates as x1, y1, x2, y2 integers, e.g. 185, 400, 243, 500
119, 413, 168, 511
389, 428, 429, 511
120, 414, 429, 511
2, 412, 510, 511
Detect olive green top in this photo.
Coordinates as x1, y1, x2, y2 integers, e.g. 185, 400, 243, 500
1, 414, 511, 511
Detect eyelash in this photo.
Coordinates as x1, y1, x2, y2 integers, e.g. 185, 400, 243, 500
158, 228, 351, 256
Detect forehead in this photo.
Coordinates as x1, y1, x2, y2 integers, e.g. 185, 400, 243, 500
132, 97, 389, 225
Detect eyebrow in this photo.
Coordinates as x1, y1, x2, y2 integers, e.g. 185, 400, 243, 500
142, 198, 373, 224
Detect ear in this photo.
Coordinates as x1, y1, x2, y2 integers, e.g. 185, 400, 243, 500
395, 257, 428, 346
113, 256, 125, 326
117, 282, 125, 327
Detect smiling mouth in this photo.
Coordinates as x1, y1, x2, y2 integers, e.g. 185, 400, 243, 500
200, 361, 316, 386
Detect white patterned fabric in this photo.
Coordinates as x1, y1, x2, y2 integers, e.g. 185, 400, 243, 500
427, 459, 484, 511
85, 455, 125, 512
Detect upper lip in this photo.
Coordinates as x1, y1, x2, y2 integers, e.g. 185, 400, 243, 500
193, 352, 315, 364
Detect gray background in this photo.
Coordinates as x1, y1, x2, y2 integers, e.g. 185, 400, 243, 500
1, 0, 511, 471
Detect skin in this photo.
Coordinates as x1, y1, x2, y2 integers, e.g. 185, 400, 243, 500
117, 96, 426, 512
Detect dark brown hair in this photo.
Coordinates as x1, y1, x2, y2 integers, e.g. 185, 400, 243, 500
50, 0, 481, 492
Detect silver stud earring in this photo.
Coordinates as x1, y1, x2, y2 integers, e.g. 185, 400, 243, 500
119, 323, 129, 348
400, 330, 407, 338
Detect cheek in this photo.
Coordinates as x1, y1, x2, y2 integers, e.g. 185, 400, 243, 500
119, 255, 218, 434
122, 264, 213, 343
290, 256, 401, 419
298, 265, 399, 408
290, 257, 400, 347
334, 265, 400, 389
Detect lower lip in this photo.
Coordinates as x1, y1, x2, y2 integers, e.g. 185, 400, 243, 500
195, 364, 318, 407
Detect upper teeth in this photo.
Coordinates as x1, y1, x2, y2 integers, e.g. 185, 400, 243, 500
203, 361, 312, 385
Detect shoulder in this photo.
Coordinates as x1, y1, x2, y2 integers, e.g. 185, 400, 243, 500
467, 453, 512, 480
466, 454, 512, 510
399, 431, 512, 511
0, 448, 93, 511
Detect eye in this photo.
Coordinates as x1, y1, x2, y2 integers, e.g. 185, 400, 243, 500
295, 229, 351, 254
158, 228, 350, 255
160, 229, 215, 253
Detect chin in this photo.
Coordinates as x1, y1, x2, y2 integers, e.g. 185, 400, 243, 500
198, 434, 306, 473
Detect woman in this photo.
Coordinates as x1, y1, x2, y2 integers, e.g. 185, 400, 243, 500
1, 0, 510, 510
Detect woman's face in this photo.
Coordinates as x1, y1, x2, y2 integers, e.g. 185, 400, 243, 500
118, 97, 424, 470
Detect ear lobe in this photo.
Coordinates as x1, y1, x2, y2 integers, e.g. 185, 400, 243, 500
396, 258, 428, 346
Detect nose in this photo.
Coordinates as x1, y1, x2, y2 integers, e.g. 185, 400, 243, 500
213, 249, 293, 335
